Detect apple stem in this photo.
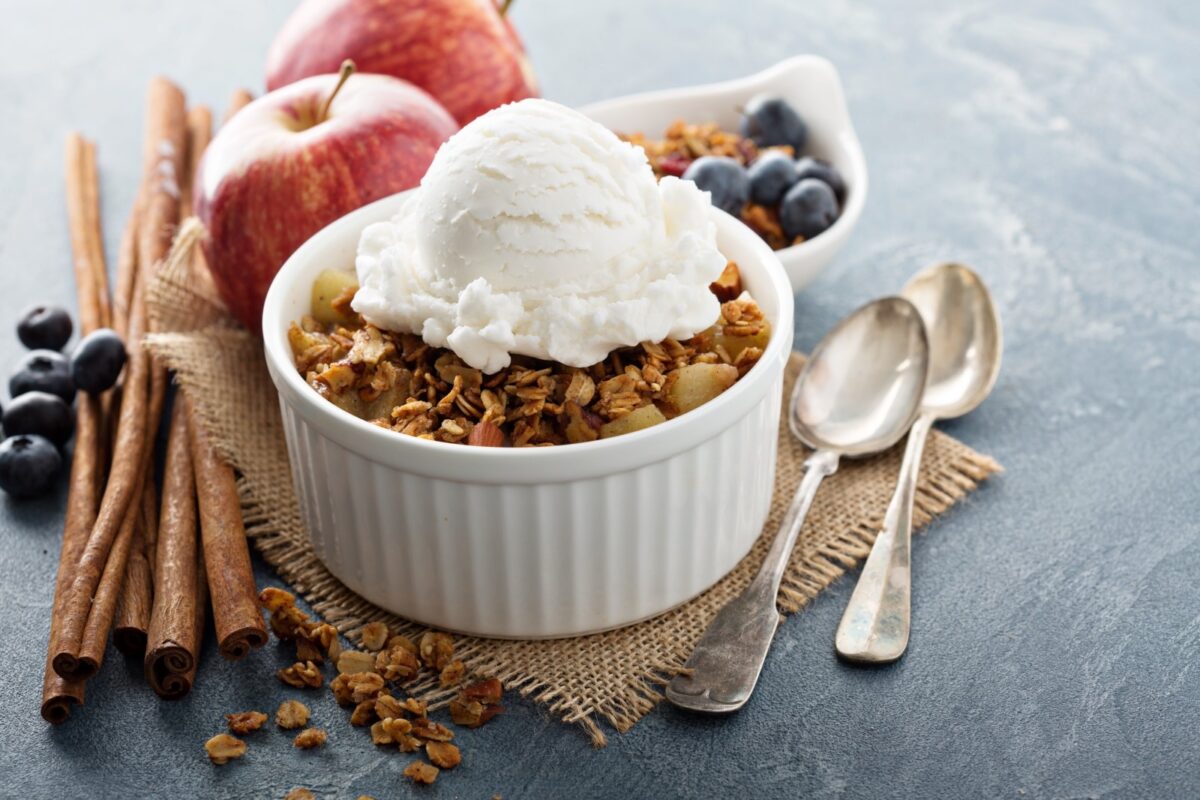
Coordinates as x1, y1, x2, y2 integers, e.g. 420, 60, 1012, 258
499, 0, 514, 16
318, 60, 356, 123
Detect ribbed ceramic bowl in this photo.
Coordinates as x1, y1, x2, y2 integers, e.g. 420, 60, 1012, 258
262, 192, 794, 638
582, 55, 867, 292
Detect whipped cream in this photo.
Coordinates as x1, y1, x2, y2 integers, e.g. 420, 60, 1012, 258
353, 98, 726, 373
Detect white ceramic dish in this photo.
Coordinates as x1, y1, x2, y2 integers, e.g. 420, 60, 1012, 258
582, 55, 867, 292
262, 192, 794, 639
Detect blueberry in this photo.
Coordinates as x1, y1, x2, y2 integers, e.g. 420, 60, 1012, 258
9, 349, 75, 402
780, 179, 840, 241
794, 157, 846, 203
0, 434, 62, 498
70, 328, 127, 394
746, 151, 800, 206
2, 391, 74, 447
17, 305, 73, 351
739, 95, 807, 152
681, 156, 750, 216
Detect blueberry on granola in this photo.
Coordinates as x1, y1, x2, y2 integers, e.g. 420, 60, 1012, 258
794, 156, 846, 203
746, 150, 799, 206
739, 95, 807, 152
681, 156, 749, 216
780, 178, 840, 241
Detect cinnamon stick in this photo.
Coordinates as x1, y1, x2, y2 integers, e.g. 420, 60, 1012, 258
78, 137, 112, 329
40, 395, 102, 723
188, 398, 267, 659
113, 480, 156, 655
111, 196, 141, 339
52, 78, 186, 681
223, 88, 254, 124
145, 401, 203, 698
42, 133, 109, 722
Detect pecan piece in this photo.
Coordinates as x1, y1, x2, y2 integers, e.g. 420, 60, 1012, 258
275, 700, 310, 730
225, 711, 267, 735
204, 733, 246, 765
277, 661, 323, 689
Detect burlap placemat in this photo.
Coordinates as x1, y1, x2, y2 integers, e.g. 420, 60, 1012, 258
146, 249, 1001, 746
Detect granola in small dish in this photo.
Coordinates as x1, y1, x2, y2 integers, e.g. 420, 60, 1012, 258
289, 263, 769, 447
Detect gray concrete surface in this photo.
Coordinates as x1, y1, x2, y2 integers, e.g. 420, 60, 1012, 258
1, 1, 1198, 797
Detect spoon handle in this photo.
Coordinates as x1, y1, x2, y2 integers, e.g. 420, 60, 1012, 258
666, 450, 839, 714
835, 412, 935, 663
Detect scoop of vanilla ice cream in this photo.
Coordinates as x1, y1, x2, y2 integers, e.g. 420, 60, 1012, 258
352, 98, 727, 373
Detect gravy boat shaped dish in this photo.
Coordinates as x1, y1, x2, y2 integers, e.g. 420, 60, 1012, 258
262, 190, 794, 639
582, 55, 868, 293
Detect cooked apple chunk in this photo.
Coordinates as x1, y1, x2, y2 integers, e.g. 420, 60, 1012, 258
311, 268, 359, 325
599, 403, 668, 438
661, 363, 739, 415
715, 327, 770, 361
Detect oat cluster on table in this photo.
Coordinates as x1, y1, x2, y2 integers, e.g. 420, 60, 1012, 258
203, 586, 503, 788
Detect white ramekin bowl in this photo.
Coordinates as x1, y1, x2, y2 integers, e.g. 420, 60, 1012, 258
262, 192, 794, 639
582, 55, 867, 293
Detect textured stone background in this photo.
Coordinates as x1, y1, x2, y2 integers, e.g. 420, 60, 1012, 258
1, 1, 1198, 798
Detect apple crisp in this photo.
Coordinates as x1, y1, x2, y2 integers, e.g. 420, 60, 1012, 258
288, 263, 769, 447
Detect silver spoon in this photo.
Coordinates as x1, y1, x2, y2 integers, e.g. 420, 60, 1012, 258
835, 262, 1002, 663
666, 297, 930, 714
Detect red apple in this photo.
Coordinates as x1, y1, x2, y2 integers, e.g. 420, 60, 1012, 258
265, 0, 538, 125
194, 69, 457, 330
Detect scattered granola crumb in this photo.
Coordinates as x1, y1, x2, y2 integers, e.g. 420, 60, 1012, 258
360, 621, 389, 651
411, 718, 454, 742
419, 631, 454, 670
376, 644, 420, 682
293, 727, 328, 750
225, 711, 267, 735
275, 699, 311, 730
375, 693, 406, 720
285, 789, 315, 800
204, 733, 246, 765
426, 741, 462, 770
404, 760, 440, 785
350, 699, 376, 727
278, 660, 323, 688
337, 650, 377, 675
439, 660, 466, 688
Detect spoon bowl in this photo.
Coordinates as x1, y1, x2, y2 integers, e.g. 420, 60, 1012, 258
792, 296, 931, 455
903, 262, 1003, 418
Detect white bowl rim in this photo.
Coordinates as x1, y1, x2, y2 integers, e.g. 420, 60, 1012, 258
581, 54, 868, 285
262, 192, 794, 484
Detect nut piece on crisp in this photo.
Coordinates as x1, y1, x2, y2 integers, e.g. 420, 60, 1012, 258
403, 760, 440, 785
426, 741, 462, 770
660, 363, 739, 416
276, 700, 311, 730
360, 621, 390, 651
439, 660, 466, 688
204, 733, 246, 765
709, 261, 743, 302
293, 727, 328, 749
285, 789, 315, 800
467, 419, 504, 447
278, 660, 323, 688
337, 650, 378, 675
225, 711, 268, 735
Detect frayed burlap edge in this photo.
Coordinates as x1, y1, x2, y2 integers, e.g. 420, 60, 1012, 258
145, 245, 1002, 747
